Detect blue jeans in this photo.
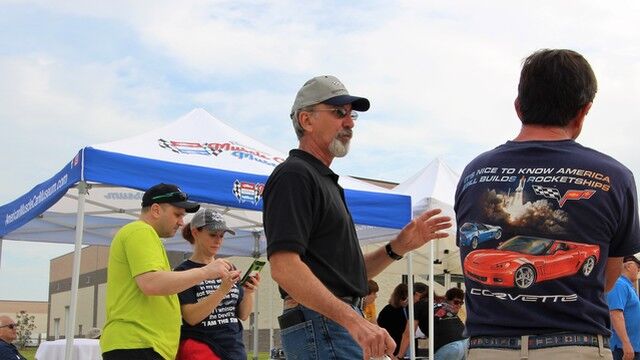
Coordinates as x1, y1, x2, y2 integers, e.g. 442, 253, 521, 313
435, 339, 469, 360
280, 305, 363, 359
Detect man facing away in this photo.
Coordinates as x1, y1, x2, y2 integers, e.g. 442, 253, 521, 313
607, 255, 640, 360
263, 75, 453, 360
100, 183, 239, 360
455, 49, 640, 360
0, 316, 26, 360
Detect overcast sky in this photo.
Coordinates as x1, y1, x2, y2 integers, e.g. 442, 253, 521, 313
1, 1, 639, 301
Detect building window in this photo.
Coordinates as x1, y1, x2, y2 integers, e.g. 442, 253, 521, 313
54, 318, 60, 340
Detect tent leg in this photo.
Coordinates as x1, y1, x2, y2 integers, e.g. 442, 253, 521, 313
252, 232, 261, 360
407, 252, 415, 360
0, 238, 3, 268
64, 181, 88, 360
253, 283, 260, 359
269, 277, 274, 358
428, 241, 435, 360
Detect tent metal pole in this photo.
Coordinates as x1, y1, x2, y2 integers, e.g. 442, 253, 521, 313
407, 252, 415, 360
269, 274, 274, 358
428, 241, 435, 360
0, 238, 3, 268
64, 181, 88, 360
445, 271, 451, 289
252, 232, 261, 360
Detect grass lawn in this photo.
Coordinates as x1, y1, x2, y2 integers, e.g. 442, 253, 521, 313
19, 347, 36, 360
19, 347, 271, 360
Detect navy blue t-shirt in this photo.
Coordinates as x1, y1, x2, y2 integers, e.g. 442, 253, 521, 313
455, 140, 640, 337
175, 260, 246, 360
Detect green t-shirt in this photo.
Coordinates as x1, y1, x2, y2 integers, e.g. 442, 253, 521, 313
100, 220, 181, 360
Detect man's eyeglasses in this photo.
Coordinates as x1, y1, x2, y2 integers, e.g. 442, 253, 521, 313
152, 191, 188, 201
312, 108, 358, 121
453, 299, 464, 306
0, 324, 17, 329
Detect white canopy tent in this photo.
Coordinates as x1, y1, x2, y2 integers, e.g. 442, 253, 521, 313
0, 108, 411, 360
393, 158, 461, 360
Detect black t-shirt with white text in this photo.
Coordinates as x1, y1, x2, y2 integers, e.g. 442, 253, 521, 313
175, 260, 246, 360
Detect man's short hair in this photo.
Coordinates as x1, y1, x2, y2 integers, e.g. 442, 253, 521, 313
291, 105, 315, 140
445, 287, 464, 301
517, 49, 597, 126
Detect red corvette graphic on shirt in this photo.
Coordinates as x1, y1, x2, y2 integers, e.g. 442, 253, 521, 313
464, 235, 600, 289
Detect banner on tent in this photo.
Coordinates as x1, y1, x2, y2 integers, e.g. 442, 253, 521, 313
0, 151, 83, 236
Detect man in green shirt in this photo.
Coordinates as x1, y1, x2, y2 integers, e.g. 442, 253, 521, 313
101, 183, 239, 360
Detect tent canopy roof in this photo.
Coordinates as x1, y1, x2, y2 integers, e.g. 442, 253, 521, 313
0, 108, 411, 257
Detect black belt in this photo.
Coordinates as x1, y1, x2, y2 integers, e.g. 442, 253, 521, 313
469, 333, 609, 350
278, 296, 364, 330
340, 296, 364, 310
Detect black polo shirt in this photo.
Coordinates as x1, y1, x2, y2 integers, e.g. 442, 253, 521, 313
263, 149, 367, 299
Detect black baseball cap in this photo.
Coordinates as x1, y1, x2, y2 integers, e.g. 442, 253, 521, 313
141, 183, 200, 213
624, 255, 640, 266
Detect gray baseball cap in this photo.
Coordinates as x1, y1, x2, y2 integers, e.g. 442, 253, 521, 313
190, 208, 236, 235
290, 75, 370, 118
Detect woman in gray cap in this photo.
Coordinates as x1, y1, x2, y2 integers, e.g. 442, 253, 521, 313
174, 208, 260, 360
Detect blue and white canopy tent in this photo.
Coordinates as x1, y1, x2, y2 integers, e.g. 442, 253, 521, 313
0, 108, 411, 360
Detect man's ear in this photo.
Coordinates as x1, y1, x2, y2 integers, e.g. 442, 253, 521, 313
514, 97, 523, 121
298, 111, 314, 133
578, 102, 592, 119
571, 102, 592, 139
149, 203, 162, 218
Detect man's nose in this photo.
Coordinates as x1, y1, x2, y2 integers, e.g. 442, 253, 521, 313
342, 114, 355, 129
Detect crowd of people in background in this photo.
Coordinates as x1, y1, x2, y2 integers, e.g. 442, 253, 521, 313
373, 281, 468, 360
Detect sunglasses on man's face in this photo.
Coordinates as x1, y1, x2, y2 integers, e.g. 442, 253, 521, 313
453, 299, 464, 306
151, 191, 188, 202
312, 107, 359, 121
0, 324, 17, 329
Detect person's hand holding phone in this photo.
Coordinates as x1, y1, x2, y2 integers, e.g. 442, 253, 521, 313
202, 258, 240, 281
242, 272, 260, 294
219, 267, 241, 294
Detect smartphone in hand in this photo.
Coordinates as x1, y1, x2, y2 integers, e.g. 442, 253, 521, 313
239, 259, 265, 285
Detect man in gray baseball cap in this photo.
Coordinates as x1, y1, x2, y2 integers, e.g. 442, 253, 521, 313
289, 75, 369, 147
290, 75, 370, 118
263, 76, 452, 359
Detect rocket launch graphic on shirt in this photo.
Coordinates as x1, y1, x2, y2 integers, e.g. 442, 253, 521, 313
459, 166, 609, 289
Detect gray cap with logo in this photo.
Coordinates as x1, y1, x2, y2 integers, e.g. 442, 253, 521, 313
290, 75, 370, 119
190, 208, 236, 235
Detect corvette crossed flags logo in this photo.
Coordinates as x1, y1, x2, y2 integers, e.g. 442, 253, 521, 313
531, 184, 596, 208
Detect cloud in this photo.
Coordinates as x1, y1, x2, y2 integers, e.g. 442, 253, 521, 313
0, 54, 174, 201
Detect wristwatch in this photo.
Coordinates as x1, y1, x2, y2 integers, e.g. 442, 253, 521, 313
385, 243, 403, 261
